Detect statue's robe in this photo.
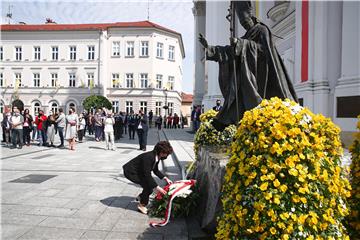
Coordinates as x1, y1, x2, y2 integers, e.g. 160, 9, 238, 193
206, 22, 298, 126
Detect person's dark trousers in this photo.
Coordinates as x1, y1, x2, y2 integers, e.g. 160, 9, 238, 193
83, 125, 87, 137
124, 124, 127, 134
129, 125, 136, 139
58, 127, 64, 146
137, 129, 145, 149
23, 126, 31, 145
95, 126, 102, 140
101, 126, 105, 141
88, 125, 94, 135
149, 120, 152, 128
123, 170, 152, 205
40, 130, 47, 145
78, 129, 84, 142
157, 123, 161, 130
119, 124, 124, 138
11, 129, 23, 148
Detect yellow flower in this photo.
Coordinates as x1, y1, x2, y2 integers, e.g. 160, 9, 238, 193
273, 179, 281, 188
288, 168, 298, 176
280, 185, 288, 193
267, 173, 275, 181
273, 195, 281, 205
270, 227, 277, 235
292, 195, 300, 203
259, 182, 269, 191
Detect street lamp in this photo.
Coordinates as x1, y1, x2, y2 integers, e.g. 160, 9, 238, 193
163, 87, 169, 128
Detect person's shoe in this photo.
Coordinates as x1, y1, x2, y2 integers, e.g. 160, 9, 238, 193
111, 148, 115, 151
142, 148, 146, 151
137, 204, 148, 215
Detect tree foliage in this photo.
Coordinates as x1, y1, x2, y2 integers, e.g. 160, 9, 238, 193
83, 95, 112, 111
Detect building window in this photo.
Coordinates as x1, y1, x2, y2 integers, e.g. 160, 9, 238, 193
168, 76, 174, 90
156, 42, 163, 58
140, 101, 147, 114
140, 41, 149, 57
33, 73, 40, 87
33, 102, 41, 116
88, 45, 95, 60
69, 73, 76, 87
155, 101, 162, 116
52, 46, 58, 60
140, 73, 148, 88
87, 73, 94, 87
126, 101, 133, 114
50, 102, 58, 113
69, 46, 76, 60
156, 74, 163, 89
0, 46, 3, 61
126, 41, 134, 57
34, 46, 41, 61
51, 73, 58, 87
112, 73, 120, 88
168, 102, 174, 115
112, 41, 120, 56
126, 73, 134, 88
168, 45, 175, 61
0, 73, 3, 87
112, 101, 119, 113
15, 46, 22, 61
15, 73, 21, 87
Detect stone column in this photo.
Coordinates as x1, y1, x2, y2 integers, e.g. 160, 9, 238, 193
334, 1, 360, 132
192, 0, 206, 107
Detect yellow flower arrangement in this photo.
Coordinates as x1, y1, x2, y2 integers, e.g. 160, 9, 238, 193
347, 115, 360, 238
216, 97, 351, 240
194, 109, 237, 160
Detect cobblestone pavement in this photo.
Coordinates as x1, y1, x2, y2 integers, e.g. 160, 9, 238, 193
1, 128, 188, 240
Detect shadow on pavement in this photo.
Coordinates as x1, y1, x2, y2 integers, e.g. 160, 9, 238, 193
100, 196, 134, 209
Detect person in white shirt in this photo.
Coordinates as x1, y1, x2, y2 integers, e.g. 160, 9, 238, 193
10, 106, 24, 149
56, 108, 66, 148
77, 114, 86, 143
65, 107, 78, 151
103, 110, 115, 151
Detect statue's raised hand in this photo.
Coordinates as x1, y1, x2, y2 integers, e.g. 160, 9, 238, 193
198, 33, 208, 49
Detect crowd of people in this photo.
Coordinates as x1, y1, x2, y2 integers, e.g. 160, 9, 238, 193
1, 106, 189, 151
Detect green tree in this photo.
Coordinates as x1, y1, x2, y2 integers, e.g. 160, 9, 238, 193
83, 95, 112, 111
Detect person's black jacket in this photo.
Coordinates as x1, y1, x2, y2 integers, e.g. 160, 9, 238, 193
123, 150, 164, 189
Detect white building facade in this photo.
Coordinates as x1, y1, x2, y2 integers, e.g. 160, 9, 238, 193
0, 21, 185, 117
193, 1, 360, 139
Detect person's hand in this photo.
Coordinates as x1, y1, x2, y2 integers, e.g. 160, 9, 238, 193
156, 186, 167, 195
164, 177, 173, 185
198, 33, 208, 49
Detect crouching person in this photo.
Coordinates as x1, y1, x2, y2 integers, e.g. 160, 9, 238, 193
123, 141, 173, 214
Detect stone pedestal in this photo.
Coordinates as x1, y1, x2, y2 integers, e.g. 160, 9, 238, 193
194, 146, 229, 233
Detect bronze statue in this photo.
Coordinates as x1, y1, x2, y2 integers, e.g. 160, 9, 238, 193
199, 1, 298, 130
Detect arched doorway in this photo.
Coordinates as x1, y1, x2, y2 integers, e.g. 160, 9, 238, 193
66, 101, 77, 113
50, 102, 59, 114
32, 101, 41, 117
12, 99, 24, 112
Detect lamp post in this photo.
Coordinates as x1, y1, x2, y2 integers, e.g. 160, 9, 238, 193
163, 87, 169, 128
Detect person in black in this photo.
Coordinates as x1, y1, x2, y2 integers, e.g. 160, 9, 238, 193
123, 141, 173, 214
155, 115, 162, 130
114, 113, 123, 140
213, 99, 223, 111
136, 110, 148, 151
22, 109, 33, 146
148, 110, 153, 128
128, 110, 136, 140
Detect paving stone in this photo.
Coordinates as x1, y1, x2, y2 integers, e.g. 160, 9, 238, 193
27, 206, 78, 217
71, 200, 107, 219
1, 213, 48, 226
105, 231, 163, 240
18, 226, 85, 240
89, 208, 122, 231
38, 216, 96, 229
80, 230, 110, 240
22, 196, 73, 207
38, 188, 62, 197
1, 224, 33, 239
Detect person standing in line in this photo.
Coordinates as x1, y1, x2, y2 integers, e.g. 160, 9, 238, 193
167, 114, 173, 129
212, 99, 223, 112
104, 110, 115, 151
56, 108, 66, 148
155, 115, 162, 130
128, 110, 136, 140
22, 109, 33, 146
124, 112, 128, 135
65, 107, 78, 150
77, 113, 86, 143
163, 114, 167, 129
148, 110, 153, 128
10, 106, 24, 149
113, 112, 122, 141
2, 111, 12, 146
173, 113, 180, 129
35, 110, 47, 146
46, 111, 56, 147
122, 141, 173, 214
94, 109, 103, 141
136, 110, 148, 151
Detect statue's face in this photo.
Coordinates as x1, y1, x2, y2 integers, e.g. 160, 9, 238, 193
239, 11, 254, 30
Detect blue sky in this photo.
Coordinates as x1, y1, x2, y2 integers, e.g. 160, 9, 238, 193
1, 0, 195, 93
